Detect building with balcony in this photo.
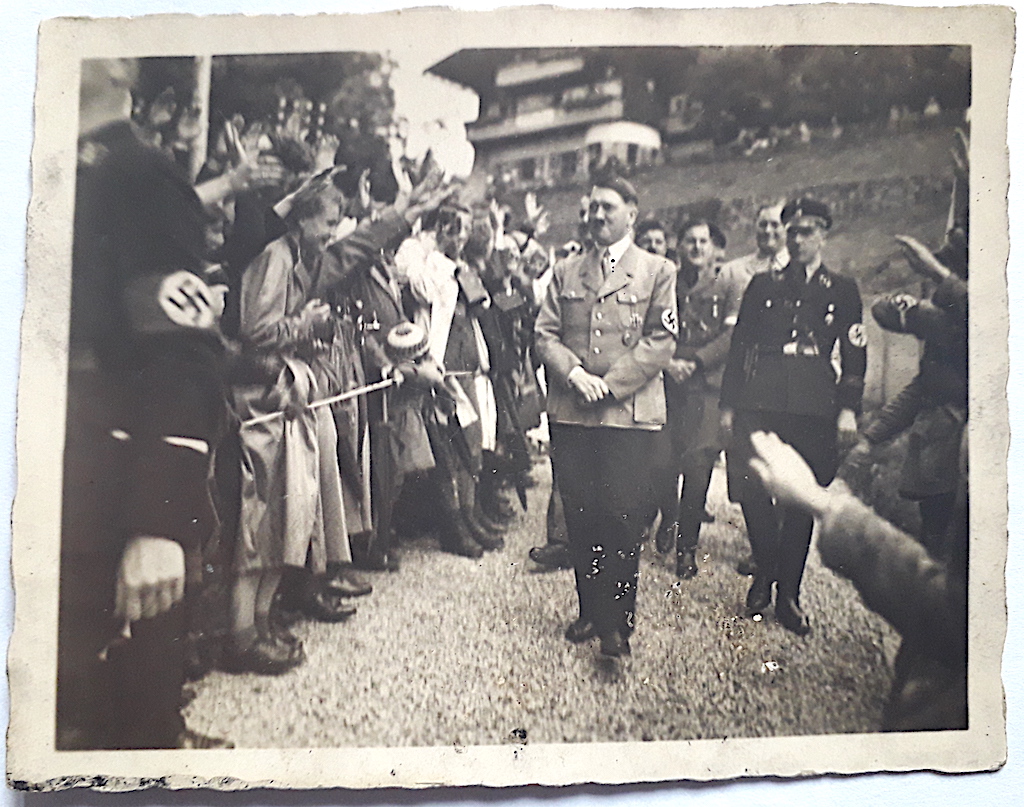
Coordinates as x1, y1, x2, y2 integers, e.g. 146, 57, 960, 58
426, 48, 696, 190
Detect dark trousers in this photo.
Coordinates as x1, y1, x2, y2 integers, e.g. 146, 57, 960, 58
732, 410, 837, 603
57, 369, 187, 750
918, 491, 957, 560
653, 445, 717, 556
549, 424, 657, 637
544, 476, 569, 548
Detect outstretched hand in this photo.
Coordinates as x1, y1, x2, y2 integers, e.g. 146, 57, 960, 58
895, 235, 952, 284
748, 431, 831, 518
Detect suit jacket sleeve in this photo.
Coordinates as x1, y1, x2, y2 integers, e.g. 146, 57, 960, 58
818, 493, 965, 662
603, 257, 678, 400
719, 274, 762, 409
534, 260, 583, 385
836, 277, 867, 412
318, 209, 410, 297
863, 376, 925, 445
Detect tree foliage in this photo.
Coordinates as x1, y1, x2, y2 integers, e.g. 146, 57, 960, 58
209, 52, 396, 136
677, 45, 970, 129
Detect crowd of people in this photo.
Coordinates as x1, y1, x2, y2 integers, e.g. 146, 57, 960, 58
57, 58, 970, 751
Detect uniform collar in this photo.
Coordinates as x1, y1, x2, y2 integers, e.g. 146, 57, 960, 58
603, 232, 633, 264
767, 247, 790, 272
783, 259, 831, 287
590, 239, 637, 299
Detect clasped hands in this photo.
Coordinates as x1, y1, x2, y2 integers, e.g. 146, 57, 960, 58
298, 298, 335, 345
567, 366, 610, 404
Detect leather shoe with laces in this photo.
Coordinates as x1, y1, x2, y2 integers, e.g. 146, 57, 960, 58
326, 568, 373, 598
599, 631, 631, 658
530, 544, 572, 569
745, 575, 774, 614
303, 589, 358, 623
776, 597, 811, 636
220, 635, 303, 675
676, 548, 698, 579
564, 618, 597, 643
655, 520, 678, 555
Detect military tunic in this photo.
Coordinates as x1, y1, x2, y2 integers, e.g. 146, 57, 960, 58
535, 242, 678, 430
668, 263, 749, 455
721, 260, 866, 604
720, 261, 866, 419
535, 240, 677, 638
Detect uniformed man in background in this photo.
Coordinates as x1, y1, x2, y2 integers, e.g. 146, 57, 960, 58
718, 201, 790, 575
720, 198, 865, 636
652, 218, 737, 580
535, 175, 677, 657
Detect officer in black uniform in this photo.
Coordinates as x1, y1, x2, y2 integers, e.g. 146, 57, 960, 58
720, 198, 866, 636
59, 59, 231, 749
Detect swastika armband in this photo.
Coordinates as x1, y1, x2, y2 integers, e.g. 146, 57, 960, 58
660, 307, 679, 336
123, 270, 220, 335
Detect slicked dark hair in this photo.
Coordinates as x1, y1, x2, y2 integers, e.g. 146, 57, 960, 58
636, 218, 667, 240
677, 217, 727, 250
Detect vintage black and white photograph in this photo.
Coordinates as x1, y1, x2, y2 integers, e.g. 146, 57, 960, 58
8, 4, 1011, 790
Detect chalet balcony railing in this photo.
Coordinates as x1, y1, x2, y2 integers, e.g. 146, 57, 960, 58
467, 97, 624, 142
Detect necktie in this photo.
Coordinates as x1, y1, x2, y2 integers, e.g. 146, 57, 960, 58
602, 248, 613, 280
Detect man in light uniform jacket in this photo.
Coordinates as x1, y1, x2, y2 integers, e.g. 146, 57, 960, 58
535, 175, 677, 657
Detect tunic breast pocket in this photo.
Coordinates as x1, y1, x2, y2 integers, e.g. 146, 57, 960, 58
560, 290, 591, 332
615, 290, 650, 330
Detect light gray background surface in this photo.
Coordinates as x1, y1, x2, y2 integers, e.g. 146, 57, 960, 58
3, 1, 1020, 804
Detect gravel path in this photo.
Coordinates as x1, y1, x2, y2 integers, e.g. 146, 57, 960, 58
186, 456, 898, 747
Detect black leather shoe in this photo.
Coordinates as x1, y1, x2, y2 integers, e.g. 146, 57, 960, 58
221, 636, 304, 675
655, 520, 678, 555
303, 589, 358, 623
737, 554, 758, 576
463, 510, 505, 551
530, 544, 572, 569
776, 597, 811, 636
442, 529, 485, 559
474, 507, 510, 533
676, 548, 698, 579
260, 612, 302, 651
326, 570, 373, 598
746, 575, 774, 614
358, 547, 401, 572
564, 618, 597, 643
599, 631, 632, 657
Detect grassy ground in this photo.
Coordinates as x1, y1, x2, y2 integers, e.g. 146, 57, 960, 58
185, 456, 898, 748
